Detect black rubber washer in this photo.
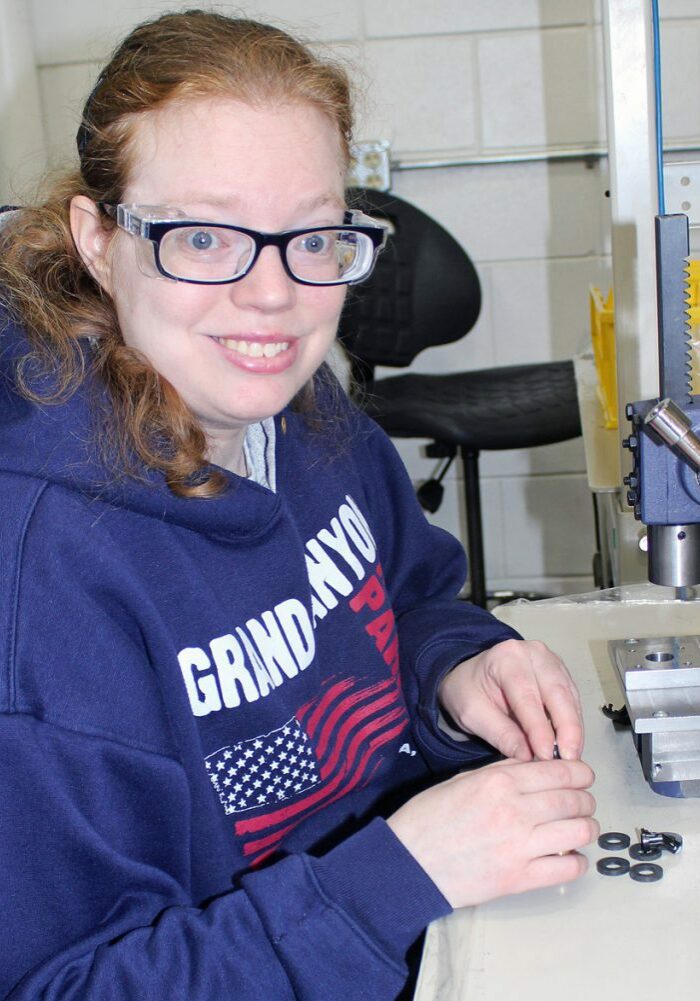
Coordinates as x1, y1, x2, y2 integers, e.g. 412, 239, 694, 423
597, 832, 631, 851
630, 862, 663, 883
597, 856, 630, 876
629, 842, 662, 861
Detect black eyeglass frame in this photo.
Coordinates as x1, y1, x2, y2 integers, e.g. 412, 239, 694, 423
98, 202, 387, 286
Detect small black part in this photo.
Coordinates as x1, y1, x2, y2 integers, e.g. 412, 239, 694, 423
425, 442, 457, 460
630, 862, 663, 883
416, 478, 444, 513
601, 703, 632, 729
598, 832, 631, 851
640, 828, 683, 854
597, 856, 630, 876
552, 742, 561, 760
629, 842, 662, 861
661, 832, 683, 854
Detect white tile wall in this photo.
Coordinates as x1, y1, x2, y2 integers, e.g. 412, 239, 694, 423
390, 161, 609, 263
488, 256, 612, 366
38, 63, 101, 167
13, 1, 700, 595
501, 473, 595, 578
662, 0, 700, 19
479, 436, 588, 478
477, 28, 604, 151
362, 36, 477, 154
660, 20, 700, 142
29, 0, 210, 64
363, 0, 597, 38
227, 1, 362, 41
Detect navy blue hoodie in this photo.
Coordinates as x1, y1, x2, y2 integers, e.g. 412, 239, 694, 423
0, 307, 517, 999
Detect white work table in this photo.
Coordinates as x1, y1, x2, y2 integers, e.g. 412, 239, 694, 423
415, 590, 700, 1001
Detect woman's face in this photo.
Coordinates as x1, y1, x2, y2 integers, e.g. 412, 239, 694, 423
101, 98, 348, 462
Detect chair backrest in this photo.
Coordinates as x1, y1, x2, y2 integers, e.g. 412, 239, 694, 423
337, 187, 481, 382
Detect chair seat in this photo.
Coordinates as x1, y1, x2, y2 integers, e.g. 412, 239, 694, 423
364, 359, 581, 451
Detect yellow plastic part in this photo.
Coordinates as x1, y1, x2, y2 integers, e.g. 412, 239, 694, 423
590, 261, 700, 428
589, 285, 617, 429
687, 261, 700, 397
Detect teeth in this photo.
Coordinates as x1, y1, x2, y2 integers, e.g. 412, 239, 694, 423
219, 338, 289, 358
263, 342, 286, 358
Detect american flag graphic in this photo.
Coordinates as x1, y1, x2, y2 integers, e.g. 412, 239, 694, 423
205, 674, 408, 864
206, 718, 319, 816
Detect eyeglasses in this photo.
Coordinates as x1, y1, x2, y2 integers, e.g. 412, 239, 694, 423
99, 203, 388, 286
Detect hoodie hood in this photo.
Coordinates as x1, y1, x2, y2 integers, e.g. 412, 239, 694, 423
0, 305, 283, 541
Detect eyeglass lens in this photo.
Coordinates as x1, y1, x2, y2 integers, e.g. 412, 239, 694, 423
157, 226, 370, 284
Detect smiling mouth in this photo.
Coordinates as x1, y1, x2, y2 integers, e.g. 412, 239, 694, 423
217, 337, 290, 358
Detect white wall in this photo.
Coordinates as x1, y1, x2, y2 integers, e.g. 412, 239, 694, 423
0, 0, 45, 201
7, 0, 700, 596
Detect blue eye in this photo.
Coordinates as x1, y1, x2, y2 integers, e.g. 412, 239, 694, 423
186, 229, 218, 251
300, 232, 331, 254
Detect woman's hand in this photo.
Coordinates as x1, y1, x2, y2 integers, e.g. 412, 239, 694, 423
438, 638, 584, 762
387, 757, 598, 909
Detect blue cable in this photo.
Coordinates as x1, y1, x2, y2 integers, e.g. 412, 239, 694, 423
652, 0, 665, 214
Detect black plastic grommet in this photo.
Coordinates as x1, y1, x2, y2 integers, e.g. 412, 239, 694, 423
661, 832, 683, 854
597, 856, 630, 876
597, 832, 631, 851
629, 862, 663, 883
629, 842, 662, 861
639, 828, 683, 854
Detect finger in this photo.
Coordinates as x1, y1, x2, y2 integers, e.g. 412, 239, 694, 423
498, 683, 556, 761
462, 702, 535, 761
510, 851, 590, 895
522, 788, 597, 827
504, 656, 583, 762
483, 758, 596, 794
528, 816, 600, 859
537, 676, 585, 762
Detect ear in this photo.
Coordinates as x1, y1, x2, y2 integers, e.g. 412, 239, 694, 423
69, 196, 115, 294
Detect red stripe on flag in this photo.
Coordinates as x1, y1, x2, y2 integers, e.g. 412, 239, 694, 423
242, 819, 298, 857
241, 717, 409, 863
314, 678, 395, 760
319, 688, 402, 780
302, 678, 354, 736
235, 705, 407, 837
334, 706, 406, 782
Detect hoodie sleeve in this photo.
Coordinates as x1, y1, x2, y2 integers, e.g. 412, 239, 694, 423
356, 415, 521, 769
0, 713, 450, 1000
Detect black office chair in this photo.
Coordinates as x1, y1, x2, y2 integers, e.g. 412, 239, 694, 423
338, 187, 582, 608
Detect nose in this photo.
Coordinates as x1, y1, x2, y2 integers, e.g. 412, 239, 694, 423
229, 244, 296, 313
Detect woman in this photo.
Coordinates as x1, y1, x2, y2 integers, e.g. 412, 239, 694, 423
0, 10, 597, 999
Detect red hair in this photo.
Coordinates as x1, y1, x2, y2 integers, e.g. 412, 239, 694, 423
0, 10, 353, 497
